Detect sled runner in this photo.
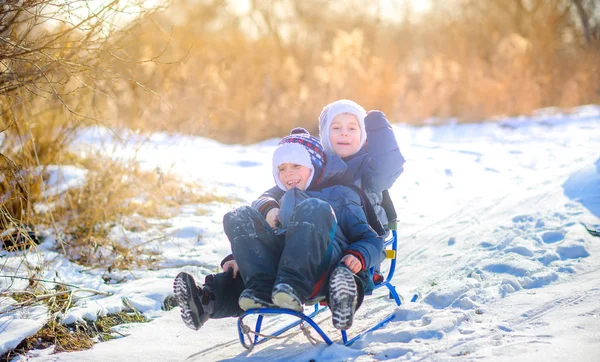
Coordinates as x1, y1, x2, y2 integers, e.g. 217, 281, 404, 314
236, 226, 417, 350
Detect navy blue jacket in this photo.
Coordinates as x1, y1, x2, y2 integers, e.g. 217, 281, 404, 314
342, 111, 405, 225
277, 186, 383, 271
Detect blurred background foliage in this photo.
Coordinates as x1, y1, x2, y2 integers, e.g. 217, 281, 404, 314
3, 0, 600, 144
104, 0, 600, 143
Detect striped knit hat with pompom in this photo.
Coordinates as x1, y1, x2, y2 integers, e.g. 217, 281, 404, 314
272, 127, 325, 191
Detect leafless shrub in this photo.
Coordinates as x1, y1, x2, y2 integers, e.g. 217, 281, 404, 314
0, 0, 179, 266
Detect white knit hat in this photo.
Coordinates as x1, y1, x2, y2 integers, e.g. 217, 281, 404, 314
318, 99, 367, 155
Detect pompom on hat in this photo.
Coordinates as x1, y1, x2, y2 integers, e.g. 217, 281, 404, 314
318, 99, 367, 155
273, 128, 325, 191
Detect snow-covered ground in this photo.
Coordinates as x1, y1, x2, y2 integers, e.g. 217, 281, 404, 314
1, 106, 599, 361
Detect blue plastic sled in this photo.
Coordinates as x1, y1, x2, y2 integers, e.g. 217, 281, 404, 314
237, 229, 416, 350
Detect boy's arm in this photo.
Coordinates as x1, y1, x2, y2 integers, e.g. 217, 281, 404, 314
362, 111, 406, 193
251, 185, 284, 218
338, 195, 384, 271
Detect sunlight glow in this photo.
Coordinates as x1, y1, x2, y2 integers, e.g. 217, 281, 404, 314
380, 0, 432, 22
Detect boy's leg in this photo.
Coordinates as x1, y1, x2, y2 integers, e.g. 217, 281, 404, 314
224, 206, 283, 306
328, 265, 359, 330
202, 269, 246, 318
173, 269, 246, 331
273, 197, 342, 309
173, 272, 210, 330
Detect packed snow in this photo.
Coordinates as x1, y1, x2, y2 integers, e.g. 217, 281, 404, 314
1, 106, 599, 361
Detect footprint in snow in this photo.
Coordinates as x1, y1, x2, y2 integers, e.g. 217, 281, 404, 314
541, 230, 565, 244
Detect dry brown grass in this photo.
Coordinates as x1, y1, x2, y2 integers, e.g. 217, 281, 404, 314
1, 285, 149, 360
1, 115, 229, 357
0, 279, 107, 359
0, 149, 232, 271
47, 153, 232, 270
2, 88, 232, 270
5, 320, 95, 358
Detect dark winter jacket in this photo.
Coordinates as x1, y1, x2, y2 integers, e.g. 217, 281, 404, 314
252, 111, 405, 227
278, 187, 383, 271
255, 150, 382, 271
341, 111, 405, 226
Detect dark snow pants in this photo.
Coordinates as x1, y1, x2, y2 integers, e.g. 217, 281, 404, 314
205, 191, 373, 320
224, 196, 342, 303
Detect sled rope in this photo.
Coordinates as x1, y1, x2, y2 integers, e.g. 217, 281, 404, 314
300, 322, 320, 345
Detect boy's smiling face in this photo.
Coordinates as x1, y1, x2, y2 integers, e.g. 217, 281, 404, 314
277, 163, 312, 191
329, 113, 362, 158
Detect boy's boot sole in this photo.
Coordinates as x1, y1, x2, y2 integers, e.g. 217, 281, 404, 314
173, 272, 208, 330
238, 289, 275, 310
328, 266, 357, 330
271, 283, 303, 312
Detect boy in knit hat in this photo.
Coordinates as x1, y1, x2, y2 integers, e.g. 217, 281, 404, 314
174, 128, 383, 330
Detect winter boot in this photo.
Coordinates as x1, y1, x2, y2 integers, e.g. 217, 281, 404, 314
271, 283, 303, 312
238, 289, 274, 310
328, 265, 358, 330
173, 272, 211, 330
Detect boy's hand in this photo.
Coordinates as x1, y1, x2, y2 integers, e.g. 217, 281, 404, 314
222, 260, 239, 278
341, 255, 362, 274
266, 208, 280, 228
